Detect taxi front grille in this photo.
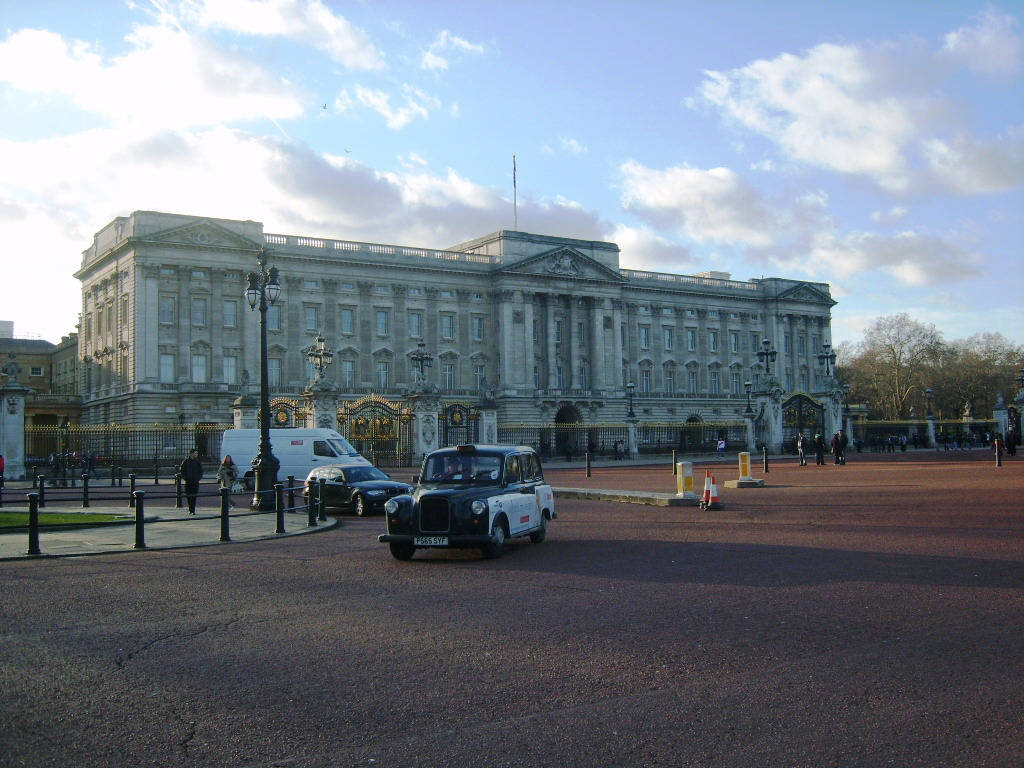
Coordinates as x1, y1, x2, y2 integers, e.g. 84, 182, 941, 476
419, 497, 450, 532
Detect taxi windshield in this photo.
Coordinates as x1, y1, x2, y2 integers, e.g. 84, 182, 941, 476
423, 453, 501, 483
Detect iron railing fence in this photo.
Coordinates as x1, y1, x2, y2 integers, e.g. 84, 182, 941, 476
638, 422, 747, 453
854, 419, 997, 449
497, 421, 747, 458
24, 424, 232, 472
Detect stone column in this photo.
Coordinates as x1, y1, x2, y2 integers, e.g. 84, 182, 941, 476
546, 294, 558, 390
591, 297, 606, 394
926, 415, 936, 448
523, 293, 536, 391
611, 300, 624, 392
0, 380, 31, 480
477, 407, 498, 444
498, 291, 514, 390
566, 295, 577, 389
626, 417, 639, 458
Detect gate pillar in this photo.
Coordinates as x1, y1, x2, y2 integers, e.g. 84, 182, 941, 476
823, 388, 843, 438
232, 393, 259, 429
755, 386, 784, 454
304, 380, 338, 429
1, 379, 31, 480
478, 408, 497, 444
926, 415, 937, 448
408, 392, 441, 460
994, 393, 1008, 438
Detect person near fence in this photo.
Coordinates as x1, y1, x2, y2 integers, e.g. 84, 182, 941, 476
0, 452, 5, 480
217, 454, 239, 508
180, 449, 203, 514
796, 431, 807, 466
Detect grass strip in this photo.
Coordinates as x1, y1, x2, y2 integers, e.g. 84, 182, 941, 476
0, 512, 132, 528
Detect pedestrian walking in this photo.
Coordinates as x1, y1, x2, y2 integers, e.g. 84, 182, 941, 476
994, 434, 1005, 463
179, 449, 204, 514
217, 454, 239, 508
831, 429, 849, 465
716, 438, 727, 460
796, 431, 807, 466
814, 433, 826, 466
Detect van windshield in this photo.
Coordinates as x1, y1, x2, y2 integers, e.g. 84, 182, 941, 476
327, 437, 359, 456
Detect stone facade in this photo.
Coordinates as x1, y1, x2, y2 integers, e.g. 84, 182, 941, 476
73, 211, 837, 427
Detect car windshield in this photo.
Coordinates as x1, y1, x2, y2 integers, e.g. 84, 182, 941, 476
327, 437, 359, 456
345, 466, 388, 483
423, 453, 501, 483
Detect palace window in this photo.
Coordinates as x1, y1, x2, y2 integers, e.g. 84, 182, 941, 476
639, 326, 650, 350
688, 370, 698, 394
475, 365, 486, 390
555, 320, 563, 342
223, 300, 237, 329
159, 297, 175, 325
267, 305, 282, 332
731, 372, 741, 394
708, 330, 718, 352
305, 306, 321, 332
340, 360, 355, 389
191, 352, 208, 383
709, 370, 720, 395
442, 363, 455, 390
729, 332, 739, 353
268, 357, 282, 388
663, 327, 673, 351
472, 316, 485, 342
191, 298, 207, 327
376, 360, 390, 389
640, 369, 651, 393
687, 329, 697, 352
340, 308, 354, 335
159, 354, 175, 383
556, 366, 564, 389
375, 310, 389, 336
408, 311, 423, 338
441, 314, 455, 340
223, 356, 237, 385
665, 370, 675, 394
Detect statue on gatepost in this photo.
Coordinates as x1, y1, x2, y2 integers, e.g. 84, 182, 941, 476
406, 343, 440, 458
302, 333, 339, 430
476, 379, 498, 445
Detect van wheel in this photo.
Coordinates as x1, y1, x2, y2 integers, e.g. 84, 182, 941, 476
529, 516, 547, 544
389, 542, 415, 560
354, 495, 367, 516
482, 519, 506, 559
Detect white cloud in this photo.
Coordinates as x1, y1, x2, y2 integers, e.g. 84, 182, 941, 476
871, 206, 909, 225
607, 224, 696, 272
942, 7, 1022, 77
697, 43, 917, 191
420, 29, 485, 71
561, 137, 588, 155
922, 128, 1024, 195
182, 0, 384, 70
347, 84, 440, 129
619, 160, 777, 247
0, 26, 305, 131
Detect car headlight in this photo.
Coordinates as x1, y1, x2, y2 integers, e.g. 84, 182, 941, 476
366, 489, 386, 496
471, 499, 487, 515
384, 499, 399, 514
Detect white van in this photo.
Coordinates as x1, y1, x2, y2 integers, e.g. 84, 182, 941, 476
220, 429, 370, 489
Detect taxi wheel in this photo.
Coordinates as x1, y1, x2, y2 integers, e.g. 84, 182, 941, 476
389, 542, 415, 560
354, 495, 367, 516
482, 519, 506, 559
529, 516, 547, 544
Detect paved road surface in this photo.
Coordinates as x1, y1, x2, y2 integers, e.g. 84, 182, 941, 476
2, 454, 1021, 767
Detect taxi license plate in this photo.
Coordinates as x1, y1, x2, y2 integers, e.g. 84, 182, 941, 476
414, 536, 448, 546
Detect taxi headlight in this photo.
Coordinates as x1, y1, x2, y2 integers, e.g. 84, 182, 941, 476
471, 499, 487, 515
384, 499, 399, 514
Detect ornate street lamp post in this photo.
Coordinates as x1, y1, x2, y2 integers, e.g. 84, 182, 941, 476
303, 332, 334, 385
626, 380, 636, 419
757, 338, 778, 383
817, 341, 837, 379
744, 380, 753, 416
924, 388, 934, 418
245, 248, 282, 511
409, 341, 434, 384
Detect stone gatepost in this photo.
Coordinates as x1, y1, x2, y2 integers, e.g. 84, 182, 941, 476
232, 393, 259, 429
744, 413, 756, 453
993, 393, 1007, 438
754, 385, 784, 453
407, 388, 441, 461
0, 380, 32, 480
303, 381, 339, 430
926, 415, 937, 448
626, 417, 639, 458
477, 408, 498, 445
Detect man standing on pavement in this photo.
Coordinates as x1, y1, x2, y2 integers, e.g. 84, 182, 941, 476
179, 449, 203, 514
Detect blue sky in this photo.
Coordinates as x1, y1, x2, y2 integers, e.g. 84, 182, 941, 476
1, 0, 1022, 347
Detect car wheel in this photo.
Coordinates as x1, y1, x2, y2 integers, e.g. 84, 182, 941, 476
389, 542, 415, 560
529, 516, 547, 544
354, 495, 367, 516
482, 518, 506, 559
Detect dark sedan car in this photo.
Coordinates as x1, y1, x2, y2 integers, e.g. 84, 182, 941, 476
303, 463, 412, 516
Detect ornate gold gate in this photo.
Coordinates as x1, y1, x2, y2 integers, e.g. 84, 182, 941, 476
268, 397, 309, 428
438, 402, 479, 447
337, 394, 413, 466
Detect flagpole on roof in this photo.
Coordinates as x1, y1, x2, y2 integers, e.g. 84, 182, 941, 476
513, 154, 518, 231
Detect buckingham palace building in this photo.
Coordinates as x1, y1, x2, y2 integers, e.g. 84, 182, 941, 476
73, 210, 836, 436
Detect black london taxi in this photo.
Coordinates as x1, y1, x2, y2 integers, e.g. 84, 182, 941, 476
378, 444, 556, 560
302, 463, 413, 516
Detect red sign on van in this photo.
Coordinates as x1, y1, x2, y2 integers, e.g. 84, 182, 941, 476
291, 440, 304, 445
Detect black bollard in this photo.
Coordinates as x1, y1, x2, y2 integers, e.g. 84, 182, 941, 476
27, 492, 41, 556
219, 487, 231, 542
110, 468, 116, 487
274, 483, 285, 534
154, 460, 160, 485
672, 450, 678, 475
129, 474, 136, 508
81, 473, 90, 508
318, 477, 327, 522
307, 482, 318, 528
175, 472, 183, 508
762, 446, 770, 473
37, 476, 46, 508
287, 475, 295, 513
586, 452, 592, 478
117, 467, 124, 488
134, 491, 146, 549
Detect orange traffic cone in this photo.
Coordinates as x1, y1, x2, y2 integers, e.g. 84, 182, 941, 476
700, 471, 712, 509
707, 475, 722, 510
